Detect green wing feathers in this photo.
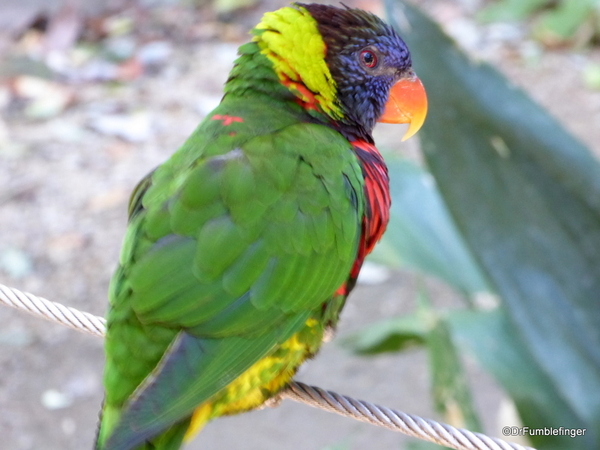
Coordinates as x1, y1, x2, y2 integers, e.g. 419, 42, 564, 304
129, 121, 363, 329
98, 102, 366, 448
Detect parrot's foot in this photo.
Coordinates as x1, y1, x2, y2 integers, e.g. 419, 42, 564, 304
322, 325, 336, 343
259, 393, 284, 410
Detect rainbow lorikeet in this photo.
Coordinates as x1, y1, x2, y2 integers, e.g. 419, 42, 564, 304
96, 3, 427, 449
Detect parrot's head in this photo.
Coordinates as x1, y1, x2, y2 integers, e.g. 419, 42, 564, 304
253, 3, 427, 141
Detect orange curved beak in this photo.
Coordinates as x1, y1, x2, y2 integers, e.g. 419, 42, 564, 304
378, 73, 428, 141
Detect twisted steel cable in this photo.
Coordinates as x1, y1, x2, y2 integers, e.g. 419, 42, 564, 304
0, 282, 534, 450
0, 283, 106, 337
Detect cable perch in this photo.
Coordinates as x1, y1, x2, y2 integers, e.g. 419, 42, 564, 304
0, 283, 534, 450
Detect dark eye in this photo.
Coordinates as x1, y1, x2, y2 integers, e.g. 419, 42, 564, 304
360, 49, 378, 69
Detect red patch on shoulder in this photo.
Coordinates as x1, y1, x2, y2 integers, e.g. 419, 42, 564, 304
211, 114, 244, 126
351, 140, 391, 276
329, 142, 391, 301
280, 75, 320, 113
334, 283, 348, 297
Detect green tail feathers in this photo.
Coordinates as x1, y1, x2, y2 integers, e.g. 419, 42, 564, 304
96, 418, 190, 450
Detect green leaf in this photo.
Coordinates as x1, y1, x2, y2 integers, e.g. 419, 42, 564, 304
448, 308, 593, 449
421, 294, 482, 433
370, 155, 489, 295
405, 441, 452, 450
387, 0, 600, 446
344, 289, 482, 432
341, 310, 426, 355
477, 0, 552, 22
534, 0, 597, 43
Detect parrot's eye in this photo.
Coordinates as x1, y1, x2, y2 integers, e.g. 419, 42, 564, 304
359, 49, 378, 69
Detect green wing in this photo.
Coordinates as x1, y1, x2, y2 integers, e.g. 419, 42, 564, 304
100, 112, 365, 448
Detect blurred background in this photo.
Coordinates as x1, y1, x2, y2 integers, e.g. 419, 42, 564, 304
0, 0, 599, 449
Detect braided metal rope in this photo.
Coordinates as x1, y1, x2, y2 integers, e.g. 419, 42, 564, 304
0, 284, 106, 337
283, 383, 528, 450
0, 282, 533, 450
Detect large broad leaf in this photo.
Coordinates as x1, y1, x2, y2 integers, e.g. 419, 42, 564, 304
344, 290, 482, 435
422, 296, 482, 433
386, 0, 600, 447
370, 155, 489, 295
448, 308, 594, 450
341, 310, 427, 355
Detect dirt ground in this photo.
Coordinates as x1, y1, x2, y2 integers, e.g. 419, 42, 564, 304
0, 0, 599, 449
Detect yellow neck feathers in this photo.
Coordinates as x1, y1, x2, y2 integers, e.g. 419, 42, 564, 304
253, 6, 342, 119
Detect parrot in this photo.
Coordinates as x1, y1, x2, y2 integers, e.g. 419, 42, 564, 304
96, 3, 427, 449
